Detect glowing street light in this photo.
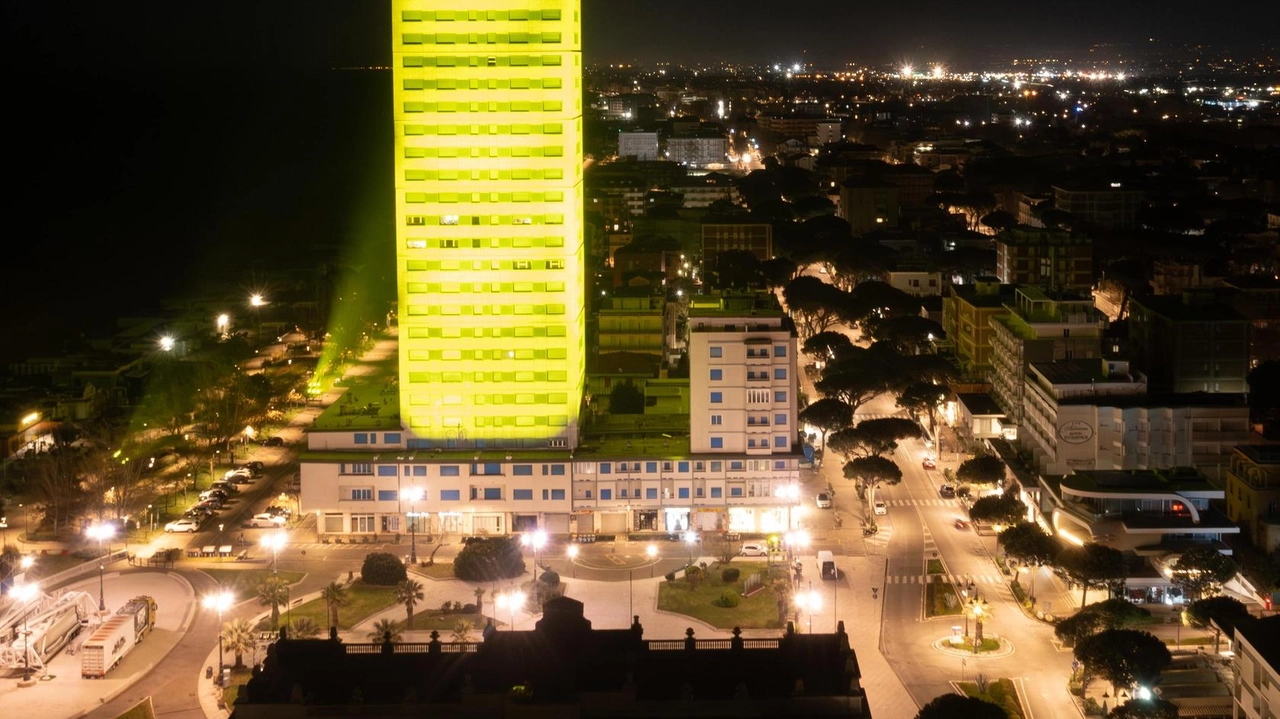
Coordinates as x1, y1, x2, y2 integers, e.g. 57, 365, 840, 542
13, 582, 38, 681
931, 64, 945, 79
203, 590, 234, 673
566, 544, 579, 578
401, 486, 425, 564
901, 64, 914, 79
158, 335, 175, 352
87, 523, 116, 611
249, 294, 265, 308
794, 584, 823, 633
682, 530, 698, 566
260, 532, 287, 574
496, 590, 526, 630
216, 314, 229, 337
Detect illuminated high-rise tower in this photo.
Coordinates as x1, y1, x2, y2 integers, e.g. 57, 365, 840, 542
393, 1, 584, 449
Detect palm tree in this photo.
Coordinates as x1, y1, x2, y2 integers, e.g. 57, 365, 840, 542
321, 581, 348, 629
257, 576, 290, 630
366, 618, 402, 643
473, 587, 486, 619
221, 617, 257, 669
450, 619, 474, 642
396, 579, 424, 626
288, 616, 322, 639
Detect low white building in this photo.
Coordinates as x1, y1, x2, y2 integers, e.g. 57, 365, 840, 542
618, 131, 660, 161
1022, 358, 1251, 480
1235, 616, 1280, 719
665, 136, 728, 168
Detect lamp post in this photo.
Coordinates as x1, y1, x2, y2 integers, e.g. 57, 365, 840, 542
566, 544, 579, 578
682, 530, 698, 567
794, 583, 822, 633
203, 590, 234, 673
646, 543, 658, 577
87, 523, 116, 611
496, 590, 525, 630
261, 532, 286, 574
522, 530, 547, 603
401, 486, 424, 564
216, 313, 229, 339
13, 582, 38, 682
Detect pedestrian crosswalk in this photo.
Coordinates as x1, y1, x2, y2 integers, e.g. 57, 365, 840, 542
882, 498, 959, 508
886, 573, 1005, 586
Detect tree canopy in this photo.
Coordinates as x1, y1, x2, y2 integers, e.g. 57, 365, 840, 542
997, 522, 1059, 567
1055, 598, 1153, 646
915, 693, 1006, 719
1074, 629, 1171, 694
826, 417, 921, 458
1107, 698, 1180, 719
815, 344, 899, 412
968, 493, 1026, 526
783, 275, 850, 339
802, 331, 854, 362
1169, 546, 1238, 601
798, 398, 854, 458
869, 315, 944, 355
1055, 543, 1127, 607
957, 455, 1007, 486
1184, 595, 1253, 652
842, 455, 902, 492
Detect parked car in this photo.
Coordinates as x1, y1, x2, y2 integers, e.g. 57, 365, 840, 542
939, 484, 956, 498
873, 500, 887, 516
165, 518, 200, 533
249, 513, 287, 528
199, 489, 227, 502
224, 468, 252, 481
263, 437, 284, 447
210, 481, 237, 494
922, 457, 936, 469
815, 492, 832, 509
195, 498, 222, 512
184, 507, 213, 519
242, 461, 265, 473
740, 541, 769, 557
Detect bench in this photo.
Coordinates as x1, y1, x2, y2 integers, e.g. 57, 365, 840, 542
202, 545, 217, 557
187, 548, 202, 558
235, 550, 250, 562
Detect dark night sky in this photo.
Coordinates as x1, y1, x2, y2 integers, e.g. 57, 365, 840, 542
0, 1, 1274, 361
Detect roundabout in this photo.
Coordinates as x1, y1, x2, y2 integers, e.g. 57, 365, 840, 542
933, 634, 1015, 659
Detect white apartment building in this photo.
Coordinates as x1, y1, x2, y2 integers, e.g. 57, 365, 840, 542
1235, 616, 1280, 719
618, 131, 660, 161
988, 286, 1106, 430
1022, 359, 1251, 480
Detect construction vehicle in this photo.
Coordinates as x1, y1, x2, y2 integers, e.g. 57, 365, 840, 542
0, 589, 98, 675
81, 596, 157, 678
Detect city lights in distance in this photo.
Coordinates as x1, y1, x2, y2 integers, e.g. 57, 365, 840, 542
900, 64, 914, 79
931, 65, 945, 79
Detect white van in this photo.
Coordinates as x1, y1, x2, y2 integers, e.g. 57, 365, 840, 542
818, 550, 837, 580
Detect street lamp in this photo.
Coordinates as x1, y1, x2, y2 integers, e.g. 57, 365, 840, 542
260, 532, 286, 574
203, 590, 234, 673
682, 530, 698, 566
496, 590, 525, 630
13, 582, 38, 682
216, 313, 229, 338
794, 584, 822, 633
159, 335, 175, 352
87, 523, 116, 611
646, 543, 658, 577
401, 486, 424, 564
566, 544, 579, 578
522, 530, 547, 571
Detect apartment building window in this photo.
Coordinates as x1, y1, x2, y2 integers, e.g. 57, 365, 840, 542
377, 490, 398, 501
352, 515, 376, 533
710, 487, 722, 498
710, 369, 723, 380
773, 346, 787, 357
710, 346, 722, 358
513, 489, 533, 500
710, 392, 723, 404
711, 437, 723, 449
774, 368, 787, 380
601, 489, 612, 500
440, 490, 461, 501
774, 391, 787, 402
711, 415, 722, 425
350, 488, 373, 501
678, 488, 689, 499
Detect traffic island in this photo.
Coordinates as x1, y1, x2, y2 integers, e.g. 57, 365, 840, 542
933, 634, 1014, 658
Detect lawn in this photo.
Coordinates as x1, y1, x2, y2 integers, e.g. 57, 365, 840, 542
220, 667, 254, 712
656, 562, 785, 629
401, 610, 493, 632
114, 697, 156, 719
925, 579, 964, 617
959, 678, 1026, 719
413, 563, 456, 580
926, 558, 945, 575
202, 569, 306, 603
279, 580, 398, 631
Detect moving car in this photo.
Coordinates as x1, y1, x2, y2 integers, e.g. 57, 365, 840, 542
165, 518, 200, 533
740, 541, 768, 557
954, 519, 970, 530
815, 492, 832, 509
922, 457, 936, 469
263, 436, 284, 447
249, 513, 287, 528
939, 484, 956, 498
873, 500, 887, 516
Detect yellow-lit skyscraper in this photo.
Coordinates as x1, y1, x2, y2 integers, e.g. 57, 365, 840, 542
393, 1, 584, 449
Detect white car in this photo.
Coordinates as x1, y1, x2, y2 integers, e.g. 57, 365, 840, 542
224, 468, 252, 480
873, 500, 887, 516
740, 541, 769, 557
815, 492, 832, 509
165, 518, 200, 533
249, 513, 287, 528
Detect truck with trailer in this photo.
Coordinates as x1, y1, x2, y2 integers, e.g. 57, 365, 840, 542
81, 596, 157, 678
